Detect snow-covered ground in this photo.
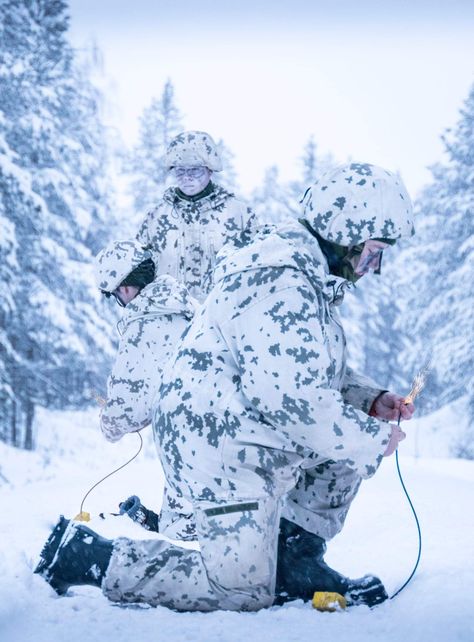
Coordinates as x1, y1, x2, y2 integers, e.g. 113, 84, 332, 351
1, 405, 473, 642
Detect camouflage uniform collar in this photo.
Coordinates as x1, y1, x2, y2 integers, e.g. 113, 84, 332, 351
293, 221, 349, 304
163, 183, 233, 213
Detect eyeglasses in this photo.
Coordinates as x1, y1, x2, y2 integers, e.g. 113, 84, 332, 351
173, 167, 207, 179
356, 248, 383, 274
101, 290, 126, 307
345, 243, 384, 275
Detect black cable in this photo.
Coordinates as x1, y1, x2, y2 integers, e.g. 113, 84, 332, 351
390, 417, 422, 599
78, 432, 143, 518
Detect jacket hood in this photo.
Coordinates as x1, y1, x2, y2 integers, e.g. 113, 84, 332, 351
214, 221, 348, 303
118, 276, 198, 334
301, 162, 415, 245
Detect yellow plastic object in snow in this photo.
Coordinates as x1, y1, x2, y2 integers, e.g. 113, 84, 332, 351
73, 511, 91, 522
312, 591, 347, 612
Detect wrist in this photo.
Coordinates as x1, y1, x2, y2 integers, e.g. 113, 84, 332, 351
369, 390, 388, 417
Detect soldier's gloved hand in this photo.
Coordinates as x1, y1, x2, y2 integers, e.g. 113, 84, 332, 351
118, 496, 160, 531
119, 495, 147, 523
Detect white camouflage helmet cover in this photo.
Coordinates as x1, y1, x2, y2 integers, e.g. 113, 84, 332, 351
302, 162, 415, 245
165, 130, 223, 172
94, 240, 153, 292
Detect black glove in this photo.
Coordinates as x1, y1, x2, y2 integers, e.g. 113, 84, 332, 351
118, 495, 159, 532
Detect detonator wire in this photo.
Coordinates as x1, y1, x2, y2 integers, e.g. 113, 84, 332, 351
389, 413, 423, 599
76, 431, 143, 521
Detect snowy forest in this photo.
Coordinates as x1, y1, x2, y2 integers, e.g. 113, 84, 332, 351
1, 2, 473, 641
0, 0, 473, 459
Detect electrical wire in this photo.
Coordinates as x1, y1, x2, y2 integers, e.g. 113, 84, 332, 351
78, 431, 143, 518
74, 410, 422, 598
390, 417, 422, 599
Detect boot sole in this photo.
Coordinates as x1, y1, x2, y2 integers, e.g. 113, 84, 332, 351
34, 516, 70, 578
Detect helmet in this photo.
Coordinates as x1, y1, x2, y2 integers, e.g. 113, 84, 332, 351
302, 162, 414, 245
165, 130, 223, 172
94, 240, 153, 292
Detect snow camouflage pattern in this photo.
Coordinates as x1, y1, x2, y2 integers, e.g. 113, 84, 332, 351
136, 183, 258, 301
100, 275, 198, 442
153, 223, 392, 517
100, 165, 415, 611
156, 491, 197, 541
100, 275, 198, 540
302, 162, 414, 245
165, 130, 223, 171
103, 496, 279, 611
94, 240, 152, 293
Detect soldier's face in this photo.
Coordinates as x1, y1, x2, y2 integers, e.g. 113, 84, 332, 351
173, 166, 212, 196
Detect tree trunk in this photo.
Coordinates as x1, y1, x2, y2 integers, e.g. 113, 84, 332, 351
24, 398, 35, 451
11, 398, 17, 447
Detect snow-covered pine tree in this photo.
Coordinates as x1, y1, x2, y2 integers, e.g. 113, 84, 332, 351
301, 136, 336, 187
340, 248, 413, 397
125, 79, 183, 216
300, 136, 319, 187
290, 135, 337, 201
250, 166, 298, 224
215, 138, 239, 193
397, 83, 474, 449
249, 136, 336, 224
0, 0, 116, 449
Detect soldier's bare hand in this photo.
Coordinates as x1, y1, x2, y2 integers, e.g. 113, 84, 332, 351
383, 424, 406, 457
371, 392, 415, 421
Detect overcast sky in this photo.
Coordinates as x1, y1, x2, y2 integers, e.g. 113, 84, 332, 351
67, 0, 474, 198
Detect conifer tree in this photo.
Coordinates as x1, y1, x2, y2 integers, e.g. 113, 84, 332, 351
340, 249, 413, 396
247, 136, 336, 224
397, 83, 474, 448
0, 0, 116, 449
250, 166, 298, 224
126, 79, 183, 215
291, 136, 336, 200
215, 138, 239, 193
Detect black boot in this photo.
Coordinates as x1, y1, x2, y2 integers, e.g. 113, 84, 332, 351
275, 517, 388, 608
34, 516, 114, 595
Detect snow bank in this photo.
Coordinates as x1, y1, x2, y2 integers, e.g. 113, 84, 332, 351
0, 406, 473, 642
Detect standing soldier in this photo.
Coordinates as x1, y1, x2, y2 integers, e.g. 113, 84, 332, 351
35, 163, 415, 612
136, 130, 258, 302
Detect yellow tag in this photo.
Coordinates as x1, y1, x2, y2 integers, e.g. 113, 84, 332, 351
73, 511, 91, 522
312, 591, 347, 612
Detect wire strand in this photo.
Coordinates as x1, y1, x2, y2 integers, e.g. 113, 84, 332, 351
78, 431, 143, 517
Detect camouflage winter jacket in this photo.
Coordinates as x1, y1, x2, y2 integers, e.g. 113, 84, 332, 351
154, 221, 391, 503
101, 276, 198, 443
136, 183, 258, 301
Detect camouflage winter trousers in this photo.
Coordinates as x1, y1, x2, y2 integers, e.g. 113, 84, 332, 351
156, 482, 197, 541
158, 459, 363, 544
102, 496, 281, 611
283, 460, 363, 541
